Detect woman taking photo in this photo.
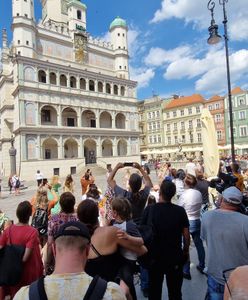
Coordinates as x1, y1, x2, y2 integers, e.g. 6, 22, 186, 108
0, 201, 43, 299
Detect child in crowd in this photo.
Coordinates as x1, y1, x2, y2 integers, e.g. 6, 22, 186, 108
111, 196, 143, 300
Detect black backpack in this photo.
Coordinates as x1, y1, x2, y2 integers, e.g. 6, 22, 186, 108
31, 208, 48, 236
29, 275, 107, 300
15, 178, 20, 188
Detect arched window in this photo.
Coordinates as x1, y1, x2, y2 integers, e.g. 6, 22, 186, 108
120, 86, 125, 96
114, 85, 118, 95
50, 72, 57, 85
80, 78, 86, 90
89, 80, 95, 91
106, 83, 111, 94
38, 70, 46, 83
70, 76, 76, 88
60, 74, 67, 86
98, 82, 103, 93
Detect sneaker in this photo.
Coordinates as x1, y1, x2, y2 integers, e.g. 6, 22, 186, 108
196, 265, 205, 275
183, 272, 192, 280
142, 288, 148, 298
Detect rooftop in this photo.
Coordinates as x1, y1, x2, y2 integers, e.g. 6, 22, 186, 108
165, 94, 205, 109
109, 17, 127, 30
231, 87, 245, 95
207, 95, 224, 103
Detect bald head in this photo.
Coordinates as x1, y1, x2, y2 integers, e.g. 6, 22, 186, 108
224, 266, 248, 300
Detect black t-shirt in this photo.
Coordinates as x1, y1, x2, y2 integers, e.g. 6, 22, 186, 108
195, 179, 210, 204
114, 185, 150, 225
142, 202, 189, 265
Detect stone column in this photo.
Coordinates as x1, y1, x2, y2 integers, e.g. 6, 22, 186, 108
58, 136, 63, 159
37, 135, 41, 159
113, 137, 117, 156
9, 138, 17, 175
97, 137, 102, 157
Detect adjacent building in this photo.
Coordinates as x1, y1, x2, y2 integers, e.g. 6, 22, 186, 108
0, 0, 140, 179
224, 87, 248, 154
163, 94, 206, 159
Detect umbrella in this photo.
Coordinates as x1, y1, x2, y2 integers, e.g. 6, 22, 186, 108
201, 108, 220, 178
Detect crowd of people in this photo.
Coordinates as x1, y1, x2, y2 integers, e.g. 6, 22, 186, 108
0, 158, 248, 300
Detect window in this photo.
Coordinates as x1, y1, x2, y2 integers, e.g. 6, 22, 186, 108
18, 40, 20, 44
153, 136, 157, 143
152, 111, 155, 118
197, 119, 201, 128
197, 133, 202, 142
180, 110, 184, 116
229, 127, 237, 137
26, 40, 29, 45
147, 112, 151, 119
148, 123, 152, 131
181, 122, 185, 130
215, 103, 220, 109
77, 10, 82, 20
168, 137, 171, 145
208, 105, 212, 110
228, 112, 235, 120
156, 111, 160, 117
196, 106, 200, 113
149, 136, 153, 144
188, 108, 192, 115
42, 110, 51, 122
173, 123, 177, 130
158, 136, 161, 143
119, 66, 122, 69
181, 135, 185, 143
24, 14, 28, 18
157, 122, 160, 129
67, 118, 75, 127
239, 111, 246, 120
118, 33, 120, 36
123, 33, 125, 37
189, 120, 193, 129
215, 114, 221, 122
240, 126, 247, 137
45, 149, 51, 159
217, 130, 222, 140
239, 98, 245, 106
174, 136, 178, 144
173, 111, 177, 117
166, 112, 170, 118
167, 124, 170, 131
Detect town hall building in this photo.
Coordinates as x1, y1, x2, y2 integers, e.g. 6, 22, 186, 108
0, 0, 140, 179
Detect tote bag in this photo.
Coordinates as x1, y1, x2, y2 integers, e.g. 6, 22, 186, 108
0, 226, 25, 286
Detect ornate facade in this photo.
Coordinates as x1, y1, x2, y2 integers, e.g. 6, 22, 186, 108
0, 0, 140, 179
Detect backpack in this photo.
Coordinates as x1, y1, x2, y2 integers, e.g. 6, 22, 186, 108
29, 275, 107, 300
15, 178, 20, 188
31, 208, 48, 236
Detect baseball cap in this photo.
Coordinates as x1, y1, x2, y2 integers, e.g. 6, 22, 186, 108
222, 186, 243, 205
54, 221, 91, 242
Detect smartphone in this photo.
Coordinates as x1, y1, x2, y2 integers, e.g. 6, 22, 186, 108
124, 162, 133, 167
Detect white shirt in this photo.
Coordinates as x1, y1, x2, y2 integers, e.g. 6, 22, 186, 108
179, 189, 202, 220
36, 172, 43, 180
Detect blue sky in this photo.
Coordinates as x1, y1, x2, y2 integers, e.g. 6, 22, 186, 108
1, 0, 248, 100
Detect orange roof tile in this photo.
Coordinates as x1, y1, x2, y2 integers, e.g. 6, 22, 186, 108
165, 94, 205, 109
231, 87, 244, 95
207, 95, 224, 103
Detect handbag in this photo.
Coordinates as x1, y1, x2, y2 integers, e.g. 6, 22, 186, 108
0, 226, 25, 286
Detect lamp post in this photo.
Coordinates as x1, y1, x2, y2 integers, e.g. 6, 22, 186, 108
207, 0, 235, 163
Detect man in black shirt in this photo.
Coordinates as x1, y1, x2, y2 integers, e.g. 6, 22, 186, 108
142, 180, 190, 300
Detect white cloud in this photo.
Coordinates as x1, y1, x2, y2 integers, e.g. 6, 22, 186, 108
144, 45, 191, 66
129, 66, 155, 88
151, 0, 248, 41
194, 49, 248, 94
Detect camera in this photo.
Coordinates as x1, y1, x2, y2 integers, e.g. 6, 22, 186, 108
123, 162, 133, 167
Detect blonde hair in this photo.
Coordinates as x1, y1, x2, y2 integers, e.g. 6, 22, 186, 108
36, 186, 49, 207
50, 175, 59, 186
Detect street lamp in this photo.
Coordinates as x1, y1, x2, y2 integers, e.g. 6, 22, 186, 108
207, 0, 235, 163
